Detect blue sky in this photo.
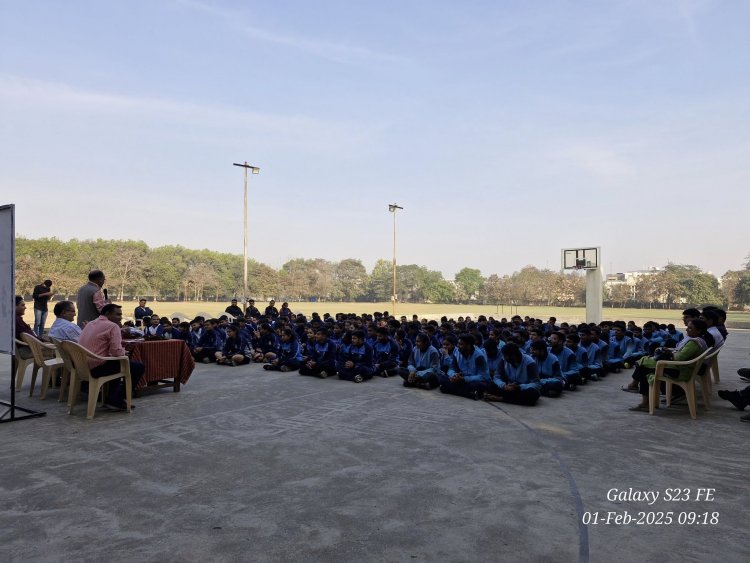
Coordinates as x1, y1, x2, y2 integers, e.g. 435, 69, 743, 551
1, 0, 748, 278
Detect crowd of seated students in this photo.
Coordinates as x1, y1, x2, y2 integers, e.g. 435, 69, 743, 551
128, 302, 729, 410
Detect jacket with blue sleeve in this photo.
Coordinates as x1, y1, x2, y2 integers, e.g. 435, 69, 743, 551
535, 351, 562, 379
494, 354, 541, 391
551, 345, 579, 378
448, 346, 490, 383
407, 345, 441, 377
308, 339, 337, 364
608, 335, 631, 360
336, 342, 374, 371
197, 329, 221, 351
279, 338, 303, 362
373, 338, 400, 364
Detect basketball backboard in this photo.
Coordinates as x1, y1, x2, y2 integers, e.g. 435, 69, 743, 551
561, 247, 600, 270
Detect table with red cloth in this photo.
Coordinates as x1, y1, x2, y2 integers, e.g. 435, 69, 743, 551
124, 339, 195, 392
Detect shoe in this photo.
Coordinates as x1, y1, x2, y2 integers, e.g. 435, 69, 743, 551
469, 390, 483, 401
263, 364, 273, 371
280, 366, 290, 372
564, 382, 577, 392
353, 374, 364, 383
740, 376, 750, 383
589, 374, 599, 382
548, 389, 561, 398
202, 357, 211, 364
319, 370, 329, 379
628, 404, 649, 412
621, 385, 639, 393
737, 368, 750, 379
717, 390, 747, 411
740, 413, 750, 423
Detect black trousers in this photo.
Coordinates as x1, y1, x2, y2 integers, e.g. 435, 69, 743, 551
90, 360, 145, 404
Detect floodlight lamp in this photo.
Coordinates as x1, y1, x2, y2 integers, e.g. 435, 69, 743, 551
252, 167, 260, 174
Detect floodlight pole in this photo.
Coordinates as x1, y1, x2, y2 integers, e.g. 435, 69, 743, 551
233, 162, 260, 305
388, 204, 403, 315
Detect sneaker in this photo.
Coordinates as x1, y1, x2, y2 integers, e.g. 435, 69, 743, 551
353, 374, 364, 383
470, 390, 483, 401
202, 357, 211, 364
717, 390, 747, 411
740, 413, 750, 423
319, 370, 329, 379
589, 374, 599, 382
280, 366, 290, 373
737, 368, 750, 379
262, 364, 273, 371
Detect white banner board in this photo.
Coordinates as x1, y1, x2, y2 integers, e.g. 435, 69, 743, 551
0, 205, 15, 354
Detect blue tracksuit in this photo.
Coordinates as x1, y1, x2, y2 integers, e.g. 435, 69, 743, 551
401, 345, 441, 386
222, 335, 252, 360
373, 338, 400, 375
439, 346, 490, 398
608, 335, 631, 369
336, 342, 375, 381
488, 353, 541, 406
535, 351, 564, 396
551, 345, 581, 385
275, 338, 303, 369
299, 339, 337, 377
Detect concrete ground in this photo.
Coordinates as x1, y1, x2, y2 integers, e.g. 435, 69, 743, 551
1, 333, 747, 563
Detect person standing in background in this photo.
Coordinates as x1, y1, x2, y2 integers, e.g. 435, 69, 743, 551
76, 270, 107, 328
32, 279, 54, 337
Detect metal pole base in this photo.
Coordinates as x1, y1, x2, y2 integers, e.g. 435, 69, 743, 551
0, 401, 46, 423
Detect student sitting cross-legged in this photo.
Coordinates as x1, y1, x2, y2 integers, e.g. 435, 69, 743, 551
484, 342, 541, 406
372, 326, 400, 377
336, 330, 375, 383
192, 320, 222, 364
215, 324, 253, 366
530, 340, 564, 397
252, 323, 278, 363
299, 328, 338, 378
549, 331, 581, 390
264, 328, 303, 372
399, 332, 441, 389
438, 333, 490, 400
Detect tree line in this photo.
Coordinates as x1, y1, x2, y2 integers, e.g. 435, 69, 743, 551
14, 237, 749, 309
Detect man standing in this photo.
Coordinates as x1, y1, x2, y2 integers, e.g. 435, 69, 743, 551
78, 303, 145, 411
32, 279, 54, 337
245, 299, 261, 319
48, 301, 82, 342
225, 299, 243, 316
77, 270, 107, 328
134, 299, 153, 326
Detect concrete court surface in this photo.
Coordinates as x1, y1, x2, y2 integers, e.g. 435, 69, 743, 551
0, 332, 747, 563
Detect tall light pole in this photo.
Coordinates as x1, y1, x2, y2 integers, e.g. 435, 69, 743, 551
388, 203, 403, 315
233, 162, 260, 306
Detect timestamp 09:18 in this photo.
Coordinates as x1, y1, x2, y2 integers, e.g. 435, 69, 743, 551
582, 511, 719, 526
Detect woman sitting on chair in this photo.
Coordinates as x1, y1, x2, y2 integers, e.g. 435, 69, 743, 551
627, 319, 714, 412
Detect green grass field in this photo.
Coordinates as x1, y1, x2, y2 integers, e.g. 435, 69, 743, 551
25, 300, 750, 328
